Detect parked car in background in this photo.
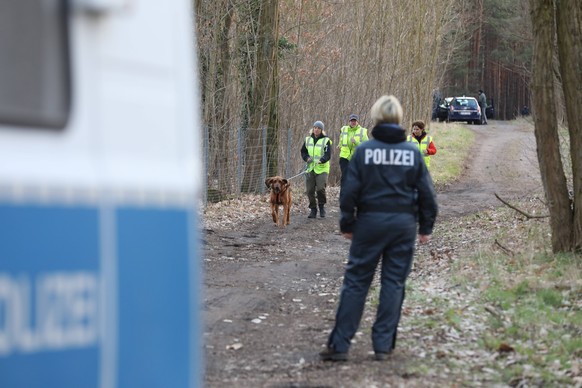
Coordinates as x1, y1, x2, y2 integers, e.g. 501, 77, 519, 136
448, 96, 483, 124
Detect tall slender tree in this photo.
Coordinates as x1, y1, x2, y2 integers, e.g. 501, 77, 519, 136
239, 0, 280, 191
555, 0, 582, 251
529, 0, 582, 252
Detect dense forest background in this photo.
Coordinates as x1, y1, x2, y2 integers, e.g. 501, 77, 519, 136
194, 0, 535, 193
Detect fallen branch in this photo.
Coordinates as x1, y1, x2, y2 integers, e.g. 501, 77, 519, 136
494, 239, 515, 257
484, 305, 503, 319
494, 193, 549, 219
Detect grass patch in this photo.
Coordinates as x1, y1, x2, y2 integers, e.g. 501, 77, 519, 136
455, 238, 582, 386
403, 363, 431, 377
426, 122, 475, 188
388, 119, 581, 386
407, 183, 581, 386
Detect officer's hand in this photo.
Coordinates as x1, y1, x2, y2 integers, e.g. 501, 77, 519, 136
418, 234, 431, 244
342, 232, 353, 240
306, 157, 312, 163
350, 137, 356, 144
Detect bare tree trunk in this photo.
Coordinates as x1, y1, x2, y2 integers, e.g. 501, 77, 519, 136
262, 0, 280, 178
556, 0, 582, 251
197, 0, 238, 196
529, 0, 574, 252
239, 0, 280, 191
476, 0, 484, 87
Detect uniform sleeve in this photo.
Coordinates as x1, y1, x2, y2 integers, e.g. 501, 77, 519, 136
415, 162, 438, 235
339, 149, 362, 233
337, 127, 344, 148
362, 127, 369, 142
427, 140, 437, 155
319, 138, 332, 164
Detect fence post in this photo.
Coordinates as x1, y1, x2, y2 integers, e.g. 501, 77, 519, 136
261, 126, 267, 194
286, 127, 291, 179
203, 124, 209, 207
237, 126, 242, 195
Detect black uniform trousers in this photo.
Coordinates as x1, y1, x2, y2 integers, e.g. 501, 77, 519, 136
328, 212, 417, 354
339, 157, 350, 191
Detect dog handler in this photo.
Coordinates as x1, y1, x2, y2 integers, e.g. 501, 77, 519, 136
320, 95, 438, 361
301, 121, 332, 218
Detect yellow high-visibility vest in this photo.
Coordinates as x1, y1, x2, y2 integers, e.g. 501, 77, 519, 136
339, 125, 368, 160
305, 136, 332, 174
407, 135, 432, 168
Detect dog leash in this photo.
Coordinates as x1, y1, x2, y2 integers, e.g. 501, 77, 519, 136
286, 164, 310, 180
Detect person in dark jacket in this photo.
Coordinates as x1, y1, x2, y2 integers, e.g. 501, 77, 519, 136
301, 121, 332, 218
320, 95, 438, 362
478, 89, 488, 124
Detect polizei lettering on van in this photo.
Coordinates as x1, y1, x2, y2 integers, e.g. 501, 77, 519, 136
364, 148, 414, 166
0, 271, 99, 356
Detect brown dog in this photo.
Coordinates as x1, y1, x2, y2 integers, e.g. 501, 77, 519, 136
265, 176, 291, 227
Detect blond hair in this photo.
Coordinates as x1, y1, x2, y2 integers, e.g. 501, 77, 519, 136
370, 95, 403, 126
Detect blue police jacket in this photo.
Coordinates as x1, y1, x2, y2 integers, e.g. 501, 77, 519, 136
340, 122, 438, 235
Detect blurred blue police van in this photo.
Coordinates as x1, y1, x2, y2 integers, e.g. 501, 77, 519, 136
0, 1, 203, 387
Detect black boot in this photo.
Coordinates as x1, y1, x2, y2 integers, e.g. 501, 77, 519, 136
319, 204, 326, 218
308, 208, 317, 218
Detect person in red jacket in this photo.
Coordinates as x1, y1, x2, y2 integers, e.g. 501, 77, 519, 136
406, 120, 436, 168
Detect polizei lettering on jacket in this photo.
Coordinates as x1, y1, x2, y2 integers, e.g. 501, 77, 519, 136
364, 148, 414, 166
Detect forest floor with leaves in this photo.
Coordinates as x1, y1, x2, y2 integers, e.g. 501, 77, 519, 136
202, 121, 582, 387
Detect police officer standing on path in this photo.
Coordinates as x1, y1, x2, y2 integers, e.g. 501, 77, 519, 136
338, 114, 368, 193
478, 89, 488, 124
320, 95, 438, 362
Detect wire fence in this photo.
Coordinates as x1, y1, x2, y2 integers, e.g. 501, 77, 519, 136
204, 126, 303, 204
203, 125, 344, 205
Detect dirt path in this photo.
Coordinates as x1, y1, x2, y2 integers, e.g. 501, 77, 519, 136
202, 120, 543, 387
437, 120, 541, 218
